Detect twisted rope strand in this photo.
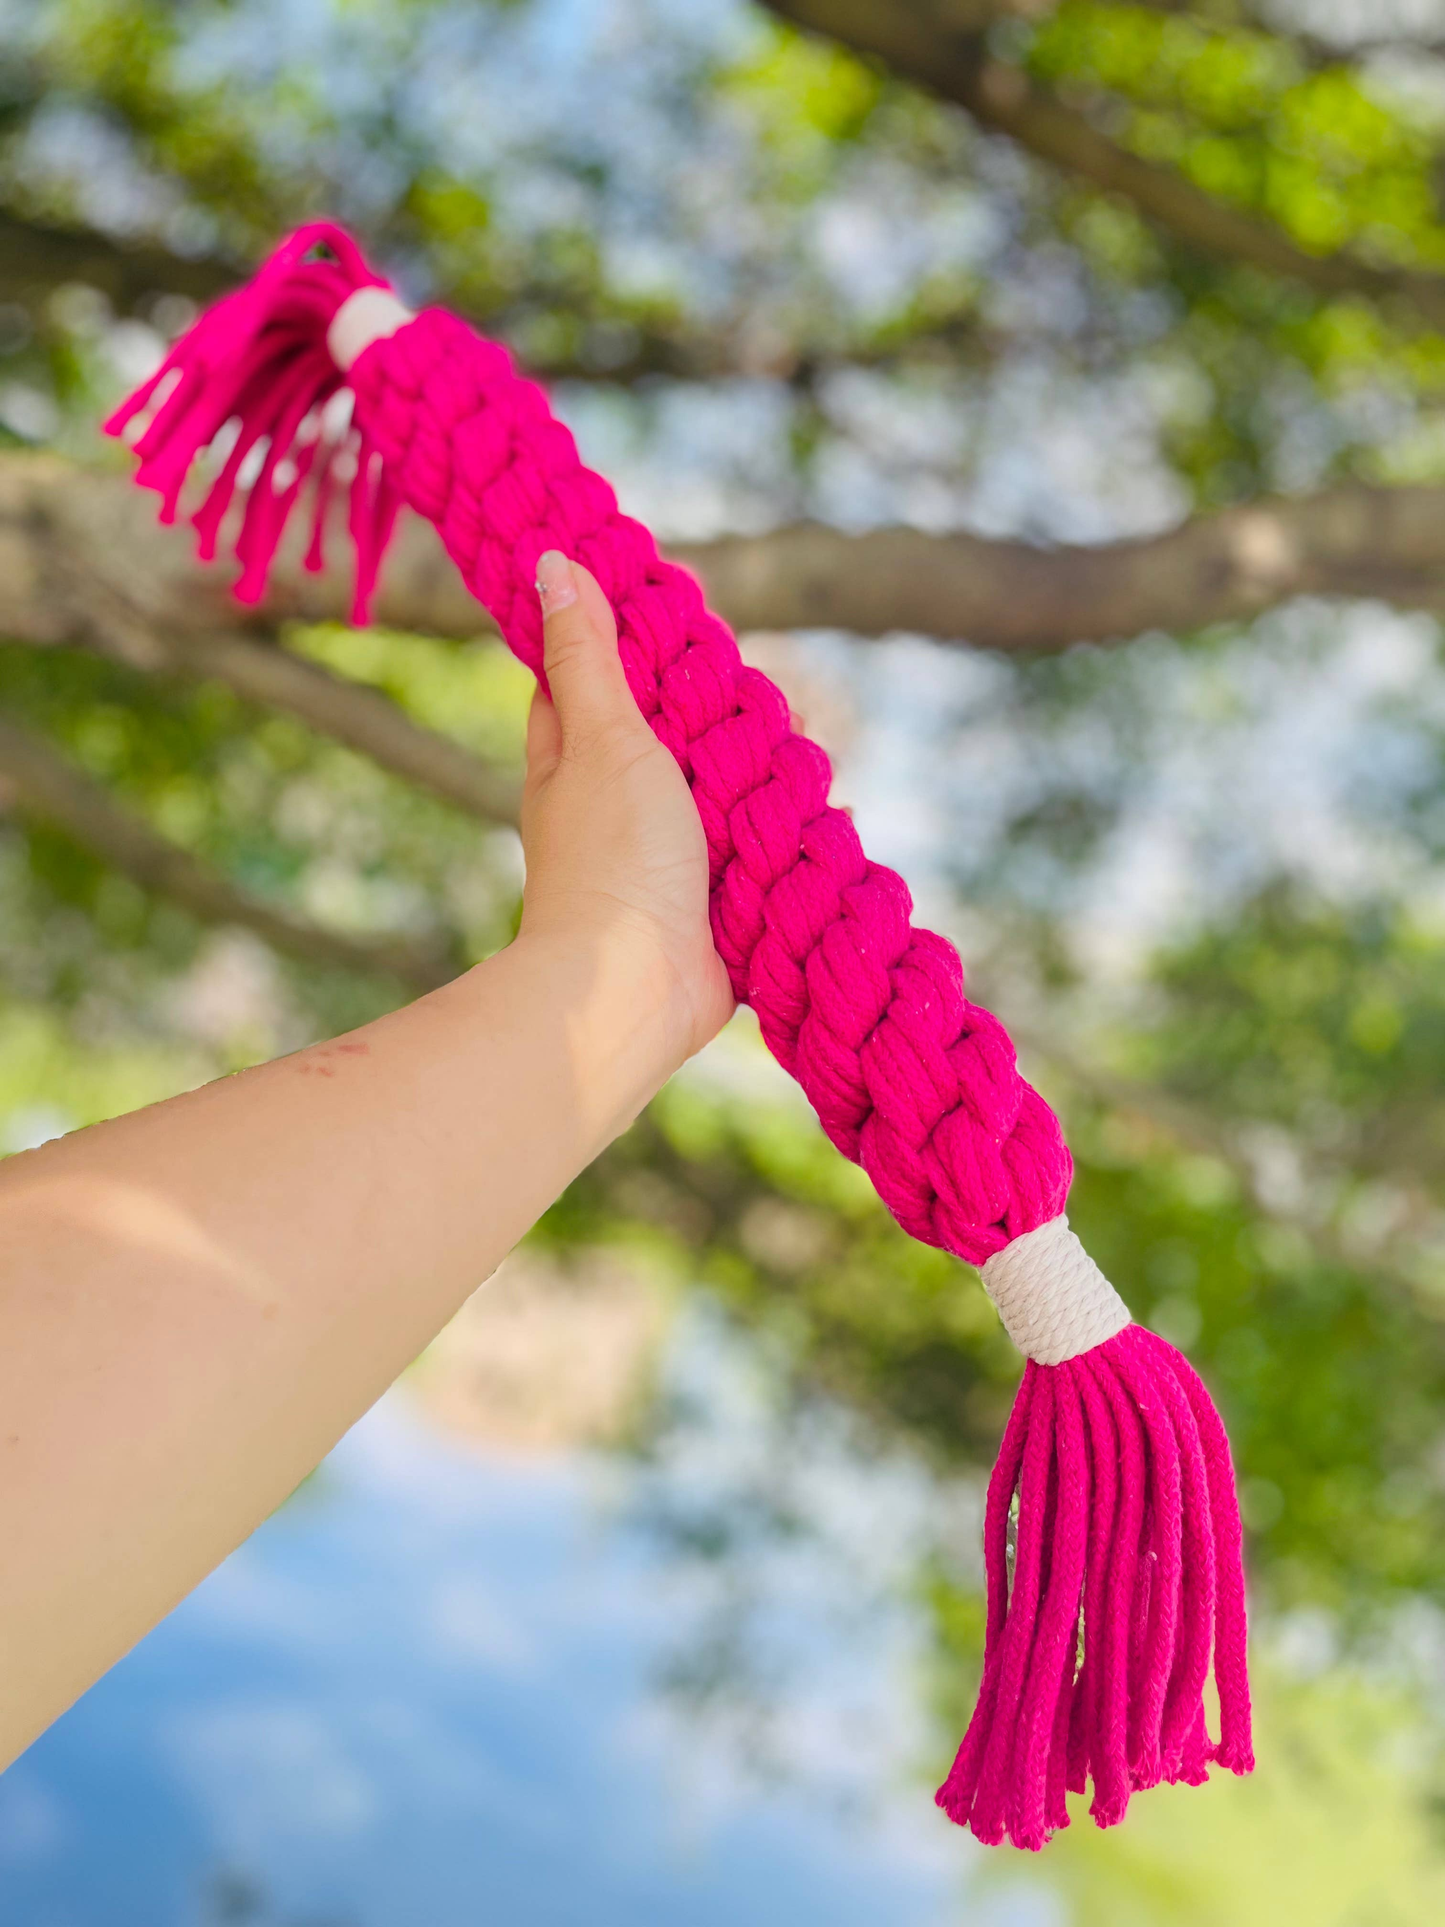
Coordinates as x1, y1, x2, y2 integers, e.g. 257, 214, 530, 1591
1069, 1356, 1120, 1793
1113, 1329, 1185, 1787
968, 1369, 1056, 1844
936, 1361, 1036, 1825
1013, 1366, 1089, 1846
1087, 1347, 1151, 1825
1152, 1359, 1217, 1774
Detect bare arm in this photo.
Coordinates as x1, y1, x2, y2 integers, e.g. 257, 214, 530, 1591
0, 554, 733, 1765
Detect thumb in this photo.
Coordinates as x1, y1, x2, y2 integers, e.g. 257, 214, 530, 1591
535, 550, 634, 741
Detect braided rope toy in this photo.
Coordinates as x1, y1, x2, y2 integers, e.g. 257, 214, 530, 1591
105, 224, 1252, 1849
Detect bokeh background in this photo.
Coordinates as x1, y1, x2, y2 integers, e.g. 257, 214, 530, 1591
5, 0, 1445, 1921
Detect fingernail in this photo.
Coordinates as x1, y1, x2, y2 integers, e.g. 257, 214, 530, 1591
536, 550, 578, 616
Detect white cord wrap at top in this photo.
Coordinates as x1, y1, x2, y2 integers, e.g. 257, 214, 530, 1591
327, 286, 414, 373
980, 1215, 1132, 1366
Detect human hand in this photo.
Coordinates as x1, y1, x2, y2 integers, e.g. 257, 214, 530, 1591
517, 551, 735, 1076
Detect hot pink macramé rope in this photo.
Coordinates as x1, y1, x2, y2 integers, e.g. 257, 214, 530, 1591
105, 222, 1253, 1848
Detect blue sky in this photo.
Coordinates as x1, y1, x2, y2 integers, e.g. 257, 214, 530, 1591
1, 1354, 990, 1927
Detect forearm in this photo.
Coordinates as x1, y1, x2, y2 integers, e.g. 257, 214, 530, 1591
0, 928, 671, 1764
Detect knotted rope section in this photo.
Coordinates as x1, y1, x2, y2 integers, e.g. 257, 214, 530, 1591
105, 222, 1253, 1849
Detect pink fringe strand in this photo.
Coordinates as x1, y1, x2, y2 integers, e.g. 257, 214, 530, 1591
936, 1325, 1252, 1848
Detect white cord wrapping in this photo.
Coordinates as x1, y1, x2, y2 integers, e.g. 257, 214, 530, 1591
326, 286, 415, 372
980, 1215, 1131, 1366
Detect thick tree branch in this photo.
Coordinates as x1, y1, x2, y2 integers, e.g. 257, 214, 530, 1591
0, 708, 452, 992
675, 489, 1445, 645
762, 0, 1445, 330
10, 454, 1445, 661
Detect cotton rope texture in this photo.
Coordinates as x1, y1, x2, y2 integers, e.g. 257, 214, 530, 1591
981, 1215, 1132, 1366
104, 223, 1253, 1849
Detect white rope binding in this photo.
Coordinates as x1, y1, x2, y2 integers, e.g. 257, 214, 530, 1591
326, 286, 415, 373
980, 1214, 1131, 1366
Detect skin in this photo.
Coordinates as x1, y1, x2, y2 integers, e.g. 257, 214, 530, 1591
0, 553, 735, 1768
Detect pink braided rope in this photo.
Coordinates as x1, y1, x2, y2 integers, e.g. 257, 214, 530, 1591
104, 223, 1252, 1846
361, 301, 1076, 1256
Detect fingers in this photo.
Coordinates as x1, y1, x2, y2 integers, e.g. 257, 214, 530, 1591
535, 551, 635, 746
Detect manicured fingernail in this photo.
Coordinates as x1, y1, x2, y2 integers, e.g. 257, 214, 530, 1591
536, 550, 577, 616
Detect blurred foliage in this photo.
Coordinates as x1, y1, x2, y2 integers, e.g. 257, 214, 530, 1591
0, 629, 525, 1035
1012, 1664, 1445, 1922
1030, 3, 1445, 266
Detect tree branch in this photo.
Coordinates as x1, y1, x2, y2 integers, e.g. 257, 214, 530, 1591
11, 454, 1445, 661
761, 0, 1445, 330
0, 707, 453, 992
673, 487, 1445, 645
